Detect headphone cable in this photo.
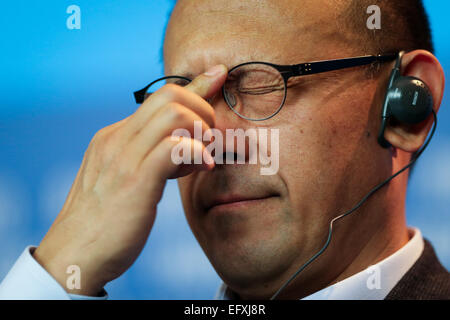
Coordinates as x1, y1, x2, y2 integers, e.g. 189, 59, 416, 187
270, 110, 437, 300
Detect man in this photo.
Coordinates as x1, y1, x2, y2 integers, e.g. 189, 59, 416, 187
0, 0, 448, 299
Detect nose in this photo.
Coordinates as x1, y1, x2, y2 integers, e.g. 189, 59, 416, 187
207, 92, 257, 164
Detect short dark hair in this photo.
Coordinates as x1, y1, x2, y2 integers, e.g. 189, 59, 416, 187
346, 0, 434, 55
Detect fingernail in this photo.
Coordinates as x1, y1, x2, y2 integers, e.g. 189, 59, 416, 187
204, 64, 225, 77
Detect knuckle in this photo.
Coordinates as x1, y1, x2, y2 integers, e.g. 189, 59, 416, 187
163, 135, 183, 151
91, 128, 106, 147
163, 135, 176, 146
90, 127, 116, 158
164, 102, 192, 123
159, 83, 181, 100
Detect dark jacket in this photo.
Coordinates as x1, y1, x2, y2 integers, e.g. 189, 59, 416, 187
386, 239, 450, 299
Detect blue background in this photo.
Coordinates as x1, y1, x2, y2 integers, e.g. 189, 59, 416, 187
0, 1, 448, 299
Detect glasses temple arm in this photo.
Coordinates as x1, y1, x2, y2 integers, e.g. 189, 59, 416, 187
292, 53, 398, 76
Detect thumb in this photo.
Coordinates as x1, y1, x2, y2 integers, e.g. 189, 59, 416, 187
185, 64, 228, 99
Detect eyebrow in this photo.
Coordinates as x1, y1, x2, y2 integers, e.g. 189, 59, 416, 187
178, 72, 196, 80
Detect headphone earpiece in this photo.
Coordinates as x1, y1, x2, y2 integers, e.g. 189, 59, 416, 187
386, 76, 433, 124
378, 52, 434, 148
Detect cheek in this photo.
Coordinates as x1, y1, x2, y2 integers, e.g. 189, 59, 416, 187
276, 112, 353, 184
276, 85, 377, 209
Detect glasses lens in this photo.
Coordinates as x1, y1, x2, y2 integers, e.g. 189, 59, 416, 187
144, 76, 191, 100
223, 63, 286, 120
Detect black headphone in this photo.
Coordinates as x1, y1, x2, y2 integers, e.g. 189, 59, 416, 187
271, 51, 437, 300
377, 51, 434, 148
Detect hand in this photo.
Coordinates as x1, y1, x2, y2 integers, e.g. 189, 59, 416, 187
33, 64, 228, 296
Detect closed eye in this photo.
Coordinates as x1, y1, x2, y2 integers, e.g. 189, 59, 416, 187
238, 84, 285, 95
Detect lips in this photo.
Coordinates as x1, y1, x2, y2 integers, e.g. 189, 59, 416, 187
205, 193, 279, 213
193, 165, 283, 215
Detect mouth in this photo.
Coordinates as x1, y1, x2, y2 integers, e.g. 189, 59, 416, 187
205, 194, 280, 214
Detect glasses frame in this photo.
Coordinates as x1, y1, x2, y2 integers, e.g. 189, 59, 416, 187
134, 75, 192, 104
134, 53, 398, 121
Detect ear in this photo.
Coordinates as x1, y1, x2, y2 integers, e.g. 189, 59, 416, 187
383, 50, 445, 152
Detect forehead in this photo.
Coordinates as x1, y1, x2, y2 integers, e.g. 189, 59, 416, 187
164, 0, 354, 76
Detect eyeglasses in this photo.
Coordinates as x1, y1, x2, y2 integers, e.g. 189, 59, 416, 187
134, 53, 398, 121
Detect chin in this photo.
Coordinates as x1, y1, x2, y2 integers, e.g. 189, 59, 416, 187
209, 239, 297, 293
196, 215, 299, 288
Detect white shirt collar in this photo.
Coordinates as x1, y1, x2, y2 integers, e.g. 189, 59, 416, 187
215, 227, 424, 300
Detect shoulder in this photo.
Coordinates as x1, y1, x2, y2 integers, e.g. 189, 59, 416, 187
386, 239, 450, 300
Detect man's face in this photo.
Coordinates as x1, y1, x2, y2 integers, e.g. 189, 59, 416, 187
164, 0, 392, 298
